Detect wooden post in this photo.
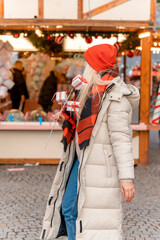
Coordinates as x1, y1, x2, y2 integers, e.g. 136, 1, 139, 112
38, 0, 44, 18
123, 54, 126, 82
139, 33, 152, 164
150, 0, 156, 25
78, 0, 83, 19
0, 0, 4, 18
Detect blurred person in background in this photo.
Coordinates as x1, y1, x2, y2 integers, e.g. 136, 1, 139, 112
10, 60, 29, 111
38, 71, 58, 113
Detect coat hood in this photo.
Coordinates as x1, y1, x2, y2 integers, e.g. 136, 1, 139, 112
125, 84, 140, 109
111, 77, 140, 109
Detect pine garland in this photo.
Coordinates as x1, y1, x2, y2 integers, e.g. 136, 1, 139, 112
0, 30, 140, 53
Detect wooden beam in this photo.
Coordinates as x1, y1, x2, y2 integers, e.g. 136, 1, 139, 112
123, 54, 126, 82
150, 0, 156, 25
0, 158, 60, 165
139, 33, 152, 164
83, 0, 129, 19
0, 18, 154, 29
0, 0, 4, 18
38, 0, 44, 18
78, 0, 83, 19
147, 124, 160, 130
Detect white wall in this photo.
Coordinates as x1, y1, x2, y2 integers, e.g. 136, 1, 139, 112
44, 0, 78, 19
3, 0, 150, 21
0, 130, 63, 159
0, 129, 139, 160
4, 0, 38, 18
83, 0, 150, 21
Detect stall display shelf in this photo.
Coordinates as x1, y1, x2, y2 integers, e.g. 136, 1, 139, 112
0, 121, 62, 130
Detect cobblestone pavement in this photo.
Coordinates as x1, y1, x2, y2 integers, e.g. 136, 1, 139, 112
0, 131, 160, 240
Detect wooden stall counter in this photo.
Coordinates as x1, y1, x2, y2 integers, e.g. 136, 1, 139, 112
0, 122, 63, 164
0, 122, 144, 165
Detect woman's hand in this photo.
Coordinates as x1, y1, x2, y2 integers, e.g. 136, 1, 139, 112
50, 112, 65, 125
120, 182, 135, 202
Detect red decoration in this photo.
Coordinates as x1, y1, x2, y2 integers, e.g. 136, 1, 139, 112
55, 35, 64, 44
85, 36, 93, 44
138, 65, 141, 70
47, 35, 52, 41
68, 31, 74, 39
114, 42, 121, 52
106, 33, 111, 39
127, 50, 134, 58
134, 49, 141, 56
95, 34, 98, 39
13, 33, 20, 39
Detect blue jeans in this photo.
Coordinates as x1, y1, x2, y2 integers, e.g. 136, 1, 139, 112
62, 159, 79, 240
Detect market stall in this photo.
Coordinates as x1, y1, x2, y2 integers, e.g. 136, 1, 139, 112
0, 0, 157, 164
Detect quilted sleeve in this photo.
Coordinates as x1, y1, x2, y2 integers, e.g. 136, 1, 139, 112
107, 96, 134, 180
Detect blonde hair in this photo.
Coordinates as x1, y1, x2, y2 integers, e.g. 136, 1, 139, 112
78, 63, 114, 111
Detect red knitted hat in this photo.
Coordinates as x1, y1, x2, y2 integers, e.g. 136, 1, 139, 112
84, 44, 117, 72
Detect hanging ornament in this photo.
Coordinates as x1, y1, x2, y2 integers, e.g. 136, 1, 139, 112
68, 31, 75, 39
13, 33, 20, 39
106, 33, 111, 39
138, 65, 141, 70
94, 34, 98, 39
134, 49, 141, 56
114, 41, 121, 52
85, 36, 93, 44
55, 35, 64, 44
127, 50, 134, 58
47, 35, 52, 41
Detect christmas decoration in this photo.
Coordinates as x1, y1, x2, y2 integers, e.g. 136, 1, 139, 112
13, 33, 20, 38
55, 35, 64, 44
4, 41, 14, 52
85, 36, 93, 44
152, 85, 160, 125
0, 30, 140, 54
0, 85, 8, 98
127, 50, 134, 58
47, 35, 52, 41
114, 41, 121, 52
68, 31, 75, 39
66, 101, 81, 118
5, 110, 24, 122
52, 91, 68, 104
134, 49, 141, 56
121, 32, 140, 52
72, 74, 88, 90
26, 53, 50, 100
106, 33, 111, 39
0, 40, 14, 99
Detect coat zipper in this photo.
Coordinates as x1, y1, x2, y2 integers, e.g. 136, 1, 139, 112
76, 148, 85, 215
50, 144, 71, 228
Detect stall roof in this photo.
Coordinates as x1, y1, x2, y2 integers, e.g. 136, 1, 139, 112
0, 0, 156, 32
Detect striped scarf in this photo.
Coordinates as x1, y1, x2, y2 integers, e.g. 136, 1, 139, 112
61, 67, 119, 152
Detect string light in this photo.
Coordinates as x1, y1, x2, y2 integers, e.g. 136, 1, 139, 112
139, 32, 151, 39
35, 29, 42, 37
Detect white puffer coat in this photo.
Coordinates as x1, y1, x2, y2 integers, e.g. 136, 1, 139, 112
40, 77, 140, 240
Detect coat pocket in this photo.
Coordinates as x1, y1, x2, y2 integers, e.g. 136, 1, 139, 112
103, 145, 112, 178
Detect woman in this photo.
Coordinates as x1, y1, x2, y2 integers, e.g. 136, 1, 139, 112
40, 44, 140, 240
